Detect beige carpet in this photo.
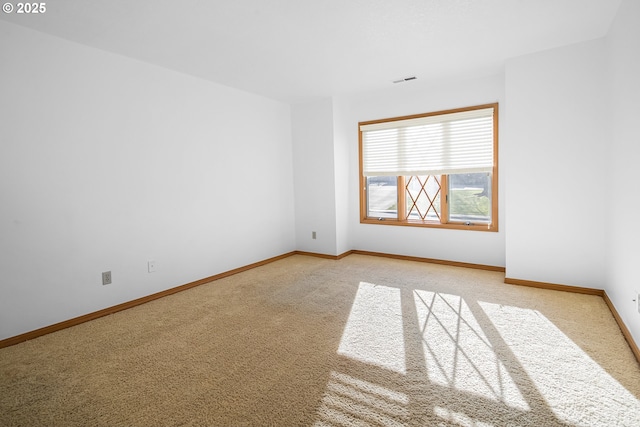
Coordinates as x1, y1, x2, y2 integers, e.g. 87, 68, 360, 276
1, 254, 639, 426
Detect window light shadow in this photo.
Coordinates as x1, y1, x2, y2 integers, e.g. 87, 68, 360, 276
413, 290, 529, 412
478, 301, 640, 427
313, 371, 409, 427
337, 282, 406, 374
315, 277, 640, 426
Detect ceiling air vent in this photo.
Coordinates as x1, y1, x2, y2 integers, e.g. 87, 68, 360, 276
393, 76, 417, 84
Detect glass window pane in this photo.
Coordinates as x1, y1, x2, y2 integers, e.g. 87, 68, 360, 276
448, 173, 491, 224
406, 176, 441, 221
367, 176, 397, 219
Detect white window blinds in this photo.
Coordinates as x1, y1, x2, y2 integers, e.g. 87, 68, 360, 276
360, 106, 495, 177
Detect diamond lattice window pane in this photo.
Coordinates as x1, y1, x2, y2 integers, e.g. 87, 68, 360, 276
406, 175, 441, 220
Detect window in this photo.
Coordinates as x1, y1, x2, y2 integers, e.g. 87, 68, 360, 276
359, 103, 498, 231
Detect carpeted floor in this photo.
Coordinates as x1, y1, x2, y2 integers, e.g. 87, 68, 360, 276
1, 254, 639, 426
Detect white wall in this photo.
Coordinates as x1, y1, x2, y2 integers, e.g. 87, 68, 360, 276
606, 0, 640, 345
291, 98, 354, 257
291, 99, 339, 255
504, 39, 607, 288
334, 75, 506, 267
0, 21, 296, 340
332, 99, 353, 256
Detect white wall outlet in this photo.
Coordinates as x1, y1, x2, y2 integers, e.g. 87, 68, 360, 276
148, 260, 157, 273
312, 231, 317, 240
102, 271, 112, 285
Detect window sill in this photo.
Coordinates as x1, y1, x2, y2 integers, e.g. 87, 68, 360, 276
360, 217, 497, 232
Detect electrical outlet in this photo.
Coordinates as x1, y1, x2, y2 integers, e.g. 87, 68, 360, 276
148, 260, 157, 273
102, 271, 112, 286
312, 231, 317, 240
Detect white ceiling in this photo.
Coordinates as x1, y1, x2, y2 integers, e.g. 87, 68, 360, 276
1, 0, 622, 103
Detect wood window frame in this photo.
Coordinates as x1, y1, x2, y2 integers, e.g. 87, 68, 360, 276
359, 103, 499, 232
